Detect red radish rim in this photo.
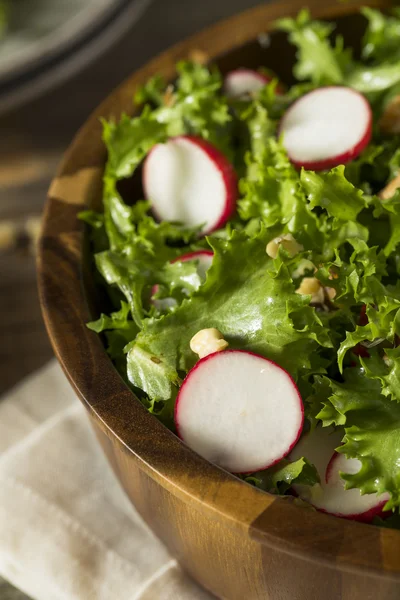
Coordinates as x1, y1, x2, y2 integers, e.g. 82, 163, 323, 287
359, 304, 368, 326
143, 135, 238, 234
323, 450, 389, 523
181, 135, 238, 232
171, 249, 214, 264
317, 502, 388, 524
174, 349, 304, 474
279, 86, 373, 171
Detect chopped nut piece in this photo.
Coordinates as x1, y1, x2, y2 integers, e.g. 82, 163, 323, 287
266, 234, 303, 259
190, 328, 228, 359
296, 277, 325, 304
326, 287, 337, 301
296, 277, 321, 295
379, 95, 400, 135
328, 268, 339, 280
163, 84, 175, 107
379, 173, 400, 200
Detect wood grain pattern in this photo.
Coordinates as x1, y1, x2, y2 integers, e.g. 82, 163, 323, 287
38, 1, 400, 598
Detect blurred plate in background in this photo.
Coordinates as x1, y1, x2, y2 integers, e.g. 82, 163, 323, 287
0, 0, 153, 114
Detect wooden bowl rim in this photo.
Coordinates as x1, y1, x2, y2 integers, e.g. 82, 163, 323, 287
38, 0, 400, 579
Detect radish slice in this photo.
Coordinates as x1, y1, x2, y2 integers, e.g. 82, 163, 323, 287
151, 250, 213, 311
177, 250, 214, 281
324, 452, 390, 522
224, 69, 275, 98
175, 350, 304, 473
291, 426, 390, 522
143, 136, 237, 235
280, 87, 372, 171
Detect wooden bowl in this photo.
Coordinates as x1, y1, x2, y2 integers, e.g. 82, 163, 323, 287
38, 1, 400, 598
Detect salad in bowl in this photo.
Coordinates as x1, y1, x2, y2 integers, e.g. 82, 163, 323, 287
81, 6, 400, 529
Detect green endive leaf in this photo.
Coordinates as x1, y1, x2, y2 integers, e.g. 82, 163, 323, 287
127, 229, 333, 401
244, 457, 319, 494
320, 368, 400, 510
276, 9, 349, 85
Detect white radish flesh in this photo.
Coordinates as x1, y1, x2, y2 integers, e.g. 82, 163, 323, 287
291, 426, 389, 522
224, 69, 271, 98
143, 136, 237, 235
151, 250, 213, 311
324, 452, 390, 521
280, 86, 372, 171
175, 350, 304, 473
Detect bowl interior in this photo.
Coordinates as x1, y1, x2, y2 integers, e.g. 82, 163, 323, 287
40, 0, 400, 580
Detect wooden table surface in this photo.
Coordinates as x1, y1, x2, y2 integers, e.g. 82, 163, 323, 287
0, 0, 264, 597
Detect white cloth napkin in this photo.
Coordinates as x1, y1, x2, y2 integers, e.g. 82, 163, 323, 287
0, 360, 214, 600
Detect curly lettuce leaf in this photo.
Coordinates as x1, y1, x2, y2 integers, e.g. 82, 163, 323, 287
87, 301, 134, 333
360, 348, 400, 402
86, 302, 138, 380
318, 368, 400, 510
126, 229, 333, 401
79, 210, 108, 252
300, 166, 369, 221
238, 138, 325, 256
175, 60, 221, 95
338, 299, 400, 371
244, 457, 319, 494
361, 7, 400, 63
134, 74, 166, 106
277, 8, 400, 96
239, 144, 374, 263
315, 240, 387, 309
389, 147, 400, 179
239, 101, 277, 161
103, 108, 167, 180
276, 9, 352, 85
93, 200, 199, 325
104, 61, 233, 185
345, 63, 400, 94
126, 345, 182, 403
152, 61, 233, 158
344, 138, 400, 195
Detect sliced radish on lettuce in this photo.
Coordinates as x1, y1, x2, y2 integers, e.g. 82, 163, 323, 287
143, 135, 237, 234
178, 250, 214, 280
175, 350, 304, 473
324, 452, 390, 522
291, 426, 390, 522
152, 250, 213, 311
224, 68, 281, 98
280, 87, 372, 170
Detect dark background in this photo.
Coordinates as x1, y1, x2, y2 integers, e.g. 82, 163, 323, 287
0, 0, 267, 597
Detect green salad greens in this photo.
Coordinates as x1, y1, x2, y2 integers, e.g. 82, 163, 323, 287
81, 7, 400, 527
